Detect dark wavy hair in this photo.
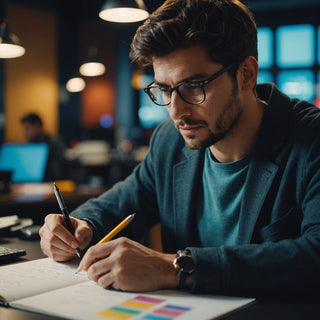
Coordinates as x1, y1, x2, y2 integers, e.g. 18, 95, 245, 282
21, 113, 43, 126
130, 0, 257, 76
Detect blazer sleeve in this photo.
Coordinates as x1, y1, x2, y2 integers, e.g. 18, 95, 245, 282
70, 120, 176, 244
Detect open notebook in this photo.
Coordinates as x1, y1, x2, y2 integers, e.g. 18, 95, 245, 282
0, 143, 49, 183
0, 258, 255, 320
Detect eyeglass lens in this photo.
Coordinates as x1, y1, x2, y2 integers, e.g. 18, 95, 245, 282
148, 83, 205, 106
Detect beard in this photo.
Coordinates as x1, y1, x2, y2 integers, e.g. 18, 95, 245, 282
174, 85, 242, 150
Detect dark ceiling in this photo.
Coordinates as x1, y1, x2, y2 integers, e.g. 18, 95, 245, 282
4, 0, 320, 21
3, 0, 164, 20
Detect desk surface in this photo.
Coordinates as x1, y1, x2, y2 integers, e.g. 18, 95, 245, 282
1, 237, 319, 320
0, 183, 106, 224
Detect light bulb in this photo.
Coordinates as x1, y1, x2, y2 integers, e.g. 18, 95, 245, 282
66, 77, 86, 92
79, 62, 105, 77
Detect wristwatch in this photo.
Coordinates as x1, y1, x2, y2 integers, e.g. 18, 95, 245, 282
173, 250, 195, 289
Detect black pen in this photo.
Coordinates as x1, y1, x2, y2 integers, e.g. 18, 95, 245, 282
53, 182, 82, 258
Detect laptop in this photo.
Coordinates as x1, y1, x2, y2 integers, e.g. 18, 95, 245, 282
0, 143, 49, 183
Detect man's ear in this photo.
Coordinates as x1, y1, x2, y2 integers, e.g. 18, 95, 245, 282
238, 56, 258, 91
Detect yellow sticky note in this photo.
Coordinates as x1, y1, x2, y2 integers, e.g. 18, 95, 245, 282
96, 309, 133, 319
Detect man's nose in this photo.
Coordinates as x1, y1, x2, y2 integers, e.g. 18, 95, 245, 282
168, 91, 192, 120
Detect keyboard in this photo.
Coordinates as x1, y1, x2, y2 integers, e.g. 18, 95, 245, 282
0, 246, 26, 263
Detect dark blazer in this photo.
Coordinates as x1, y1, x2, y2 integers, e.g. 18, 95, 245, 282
72, 83, 320, 297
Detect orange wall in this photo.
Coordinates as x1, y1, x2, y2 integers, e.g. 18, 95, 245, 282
5, 4, 58, 142
82, 78, 115, 128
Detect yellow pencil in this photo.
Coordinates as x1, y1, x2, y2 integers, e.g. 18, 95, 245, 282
97, 213, 136, 245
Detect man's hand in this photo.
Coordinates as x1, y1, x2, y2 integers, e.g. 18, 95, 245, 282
78, 237, 178, 292
39, 214, 93, 261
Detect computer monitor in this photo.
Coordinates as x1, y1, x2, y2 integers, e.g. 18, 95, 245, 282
0, 143, 49, 183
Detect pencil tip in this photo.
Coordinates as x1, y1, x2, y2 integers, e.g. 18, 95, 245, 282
75, 265, 82, 274
76, 249, 82, 259
127, 212, 136, 222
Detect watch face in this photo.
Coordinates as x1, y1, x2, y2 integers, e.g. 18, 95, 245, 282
176, 255, 195, 274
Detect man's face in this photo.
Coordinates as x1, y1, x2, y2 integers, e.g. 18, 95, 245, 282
152, 46, 243, 150
22, 122, 42, 142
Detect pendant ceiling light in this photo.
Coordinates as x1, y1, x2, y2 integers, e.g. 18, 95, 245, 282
79, 47, 106, 77
66, 76, 86, 93
99, 0, 149, 23
0, 21, 25, 58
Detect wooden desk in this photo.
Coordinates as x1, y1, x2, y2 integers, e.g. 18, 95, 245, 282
0, 237, 319, 320
0, 183, 106, 224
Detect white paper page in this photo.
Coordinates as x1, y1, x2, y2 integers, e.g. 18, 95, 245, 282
13, 281, 255, 320
0, 258, 87, 302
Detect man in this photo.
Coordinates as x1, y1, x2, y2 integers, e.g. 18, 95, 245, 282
21, 113, 67, 181
39, 0, 320, 297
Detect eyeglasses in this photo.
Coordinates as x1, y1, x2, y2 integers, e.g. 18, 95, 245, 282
144, 62, 237, 106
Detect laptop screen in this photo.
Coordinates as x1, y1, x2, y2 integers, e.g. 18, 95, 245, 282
0, 143, 49, 183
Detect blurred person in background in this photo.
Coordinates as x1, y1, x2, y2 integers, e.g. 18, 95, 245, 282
21, 113, 67, 181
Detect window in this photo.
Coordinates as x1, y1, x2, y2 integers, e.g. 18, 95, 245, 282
257, 24, 319, 103
318, 26, 320, 64
258, 27, 273, 69
277, 70, 314, 101
257, 71, 273, 84
276, 24, 315, 68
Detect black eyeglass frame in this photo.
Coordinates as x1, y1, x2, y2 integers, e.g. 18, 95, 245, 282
144, 62, 237, 106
